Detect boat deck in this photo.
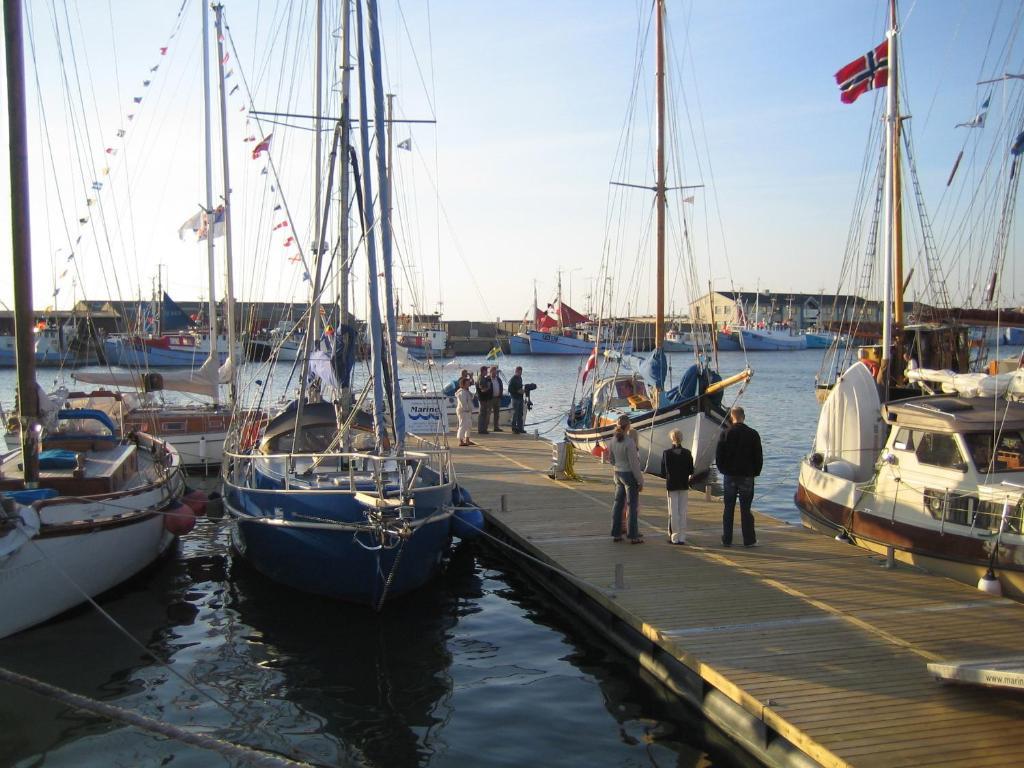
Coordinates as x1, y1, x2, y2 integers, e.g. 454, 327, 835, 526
450, 431, 1024, 768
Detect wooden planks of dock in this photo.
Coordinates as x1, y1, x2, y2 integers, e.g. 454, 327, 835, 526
449, 431, 1024, 768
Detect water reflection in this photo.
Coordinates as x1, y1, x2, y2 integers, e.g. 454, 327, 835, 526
222, 545, 480, 766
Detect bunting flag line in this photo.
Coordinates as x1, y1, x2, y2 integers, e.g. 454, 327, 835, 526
252, 134, 272, 159
835, 40, 888, 104
397, 138, 411, 151
273, 221, 288, 230
956, 96, 990, 128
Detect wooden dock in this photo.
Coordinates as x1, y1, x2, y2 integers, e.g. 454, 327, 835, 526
451, 431, 1024, 768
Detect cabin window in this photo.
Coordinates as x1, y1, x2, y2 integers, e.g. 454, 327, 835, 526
269, 424, 337, 453
914, 432, 966, 470
893, 427, 914, 451
964, 431, 1024, 473
615, 379, 647, 399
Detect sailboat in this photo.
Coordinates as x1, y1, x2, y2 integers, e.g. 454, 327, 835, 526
0, 0, 189, 639
796, 1, 1024, 599
223, 0, 471, 607
71, 2, 241, 471
565, 0, 751, 477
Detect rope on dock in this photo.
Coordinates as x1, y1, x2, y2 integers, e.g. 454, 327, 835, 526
0, 665, 313, 768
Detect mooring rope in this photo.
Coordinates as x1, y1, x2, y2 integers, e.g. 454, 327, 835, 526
0, 666, 313, 768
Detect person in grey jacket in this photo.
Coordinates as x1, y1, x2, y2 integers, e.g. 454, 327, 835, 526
607, 415, 644, 543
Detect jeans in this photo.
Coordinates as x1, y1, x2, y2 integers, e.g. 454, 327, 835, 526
511, 397, 525, 432
722, 475, 756, 545
611, 472, 640, 540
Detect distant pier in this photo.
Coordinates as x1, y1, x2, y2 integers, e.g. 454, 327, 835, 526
453, 432, 1024, 767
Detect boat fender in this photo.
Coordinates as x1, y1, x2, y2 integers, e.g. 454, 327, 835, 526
451, 485, 484, 540
163, 500, 196, 535
182, 488, 209, 516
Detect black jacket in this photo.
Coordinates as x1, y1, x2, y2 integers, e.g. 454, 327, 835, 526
715, 422, 763, 478
662, 446, 694, 491
476, 375, 493, 401
508, 374, 524, 399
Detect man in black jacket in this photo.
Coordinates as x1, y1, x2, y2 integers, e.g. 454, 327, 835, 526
475, 366, 492, 435
508, 366, 525, 433
715, 406, 763, 547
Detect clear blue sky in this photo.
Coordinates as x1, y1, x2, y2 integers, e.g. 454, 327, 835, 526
1, 1, 1020, 322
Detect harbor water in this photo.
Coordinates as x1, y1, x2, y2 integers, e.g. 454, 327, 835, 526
0, 350, 820, 767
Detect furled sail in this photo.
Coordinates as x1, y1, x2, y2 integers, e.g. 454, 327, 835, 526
72, 355, 228, 399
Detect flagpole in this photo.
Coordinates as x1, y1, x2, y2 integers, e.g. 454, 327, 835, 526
880, 0, 899, 370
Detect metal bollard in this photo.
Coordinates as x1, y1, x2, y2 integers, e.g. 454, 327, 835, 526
613, 563, 625, 590
500, 494, 507, 514
883, 545, 896, 569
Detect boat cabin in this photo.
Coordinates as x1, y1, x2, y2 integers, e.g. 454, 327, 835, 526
881, 396, 1024, 532
592, 374, 651, 413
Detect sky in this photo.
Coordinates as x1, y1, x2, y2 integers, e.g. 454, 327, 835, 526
0, 0, 1021, 323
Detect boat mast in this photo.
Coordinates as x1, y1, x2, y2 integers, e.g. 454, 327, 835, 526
293, 0, 326, 445
355, 0, 389, 451
367, 0, 406, 450
213, 3, 237, 404
338, 0, 352, 407
201, 0, 219, 405
890, 0, 905, 332
4, 0, 39, 485
880, 0, 900, 365
655, 0, 666, 352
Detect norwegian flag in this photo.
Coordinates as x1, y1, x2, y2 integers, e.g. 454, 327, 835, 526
835, 40, 888, 104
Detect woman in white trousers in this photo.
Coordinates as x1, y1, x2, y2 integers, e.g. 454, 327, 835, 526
661, 429, 694, 544
455, 377, 475, 446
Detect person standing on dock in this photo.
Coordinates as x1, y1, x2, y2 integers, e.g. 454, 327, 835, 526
476, 366, 492, 435
455, 377, 475, 447
608, 415, 644, 543
508, 366, 525, 433
716, 406, 763, 547
489, 365, 505, 432
661, 429, 694, 545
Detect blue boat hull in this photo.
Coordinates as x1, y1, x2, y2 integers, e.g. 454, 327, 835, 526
227, 477, 454, 605
105, 338, 230, 367
507, 334, 532, 354
738, 328, 807, 351
526, 329, 633, 356
716, 331, 740, 351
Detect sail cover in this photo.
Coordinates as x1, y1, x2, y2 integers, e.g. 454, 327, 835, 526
72, 354, 226, 399
815, 362, 884, 482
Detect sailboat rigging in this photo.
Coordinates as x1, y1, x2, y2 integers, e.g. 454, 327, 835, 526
223, 0, 479, 608
564, 0, 751, 477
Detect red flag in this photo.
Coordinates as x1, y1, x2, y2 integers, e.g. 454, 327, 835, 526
252, 134, 272, 159
272, 221, 288, 230
283, 236, 294, 247
581, 346, 598, 383
835, 40, 888, 104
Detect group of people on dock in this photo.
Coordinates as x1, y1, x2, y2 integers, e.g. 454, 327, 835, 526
605, 407, 762, 547
454, 364, 529, 447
